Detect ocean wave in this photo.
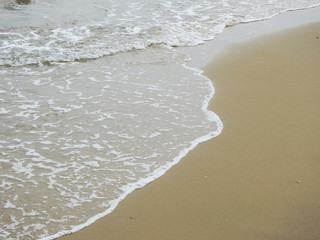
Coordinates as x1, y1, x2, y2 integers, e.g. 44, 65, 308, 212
1, 0, 319, 66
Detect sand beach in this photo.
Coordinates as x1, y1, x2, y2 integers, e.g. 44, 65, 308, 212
58, 11, 320, 240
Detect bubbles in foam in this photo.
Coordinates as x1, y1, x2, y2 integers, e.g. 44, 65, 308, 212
1, 0, 320, 239
0, 45, 222, 239
1, 0, 319, 66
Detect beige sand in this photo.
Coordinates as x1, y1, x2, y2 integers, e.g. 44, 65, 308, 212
58, 23, 320, 240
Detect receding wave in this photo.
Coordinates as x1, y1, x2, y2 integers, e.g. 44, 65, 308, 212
1, 0, 320, 239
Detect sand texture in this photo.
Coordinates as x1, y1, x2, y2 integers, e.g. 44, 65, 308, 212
58, 22, 320, 240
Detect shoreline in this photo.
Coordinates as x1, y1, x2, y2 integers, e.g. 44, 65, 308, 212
58, 10, 320, 240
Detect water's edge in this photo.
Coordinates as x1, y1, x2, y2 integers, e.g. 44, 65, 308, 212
45, 5, 320, 240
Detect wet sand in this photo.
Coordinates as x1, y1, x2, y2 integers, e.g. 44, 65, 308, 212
58, 20, 320, 240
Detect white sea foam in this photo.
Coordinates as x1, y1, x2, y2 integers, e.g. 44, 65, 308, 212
1, 1, 320, 240
1, 0, 319, 66
0, 44, 223, 240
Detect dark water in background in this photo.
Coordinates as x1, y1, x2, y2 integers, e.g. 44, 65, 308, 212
1, 0, 319, 239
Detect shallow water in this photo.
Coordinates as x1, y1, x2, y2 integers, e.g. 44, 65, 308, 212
1, 0, 320, 239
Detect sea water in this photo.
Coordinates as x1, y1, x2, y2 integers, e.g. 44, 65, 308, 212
1, 0, 319, 239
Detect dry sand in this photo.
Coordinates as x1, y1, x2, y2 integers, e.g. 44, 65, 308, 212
58, 22, 320, 240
